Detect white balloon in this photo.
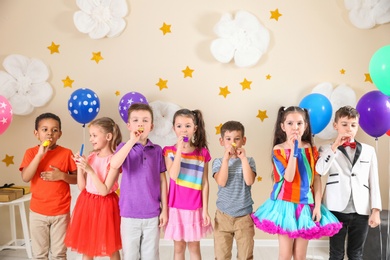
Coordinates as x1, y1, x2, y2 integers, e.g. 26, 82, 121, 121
311, 82, 333, 98
149, 101, 181, 148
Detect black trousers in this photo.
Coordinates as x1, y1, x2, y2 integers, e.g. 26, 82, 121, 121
329, 211, 369, 260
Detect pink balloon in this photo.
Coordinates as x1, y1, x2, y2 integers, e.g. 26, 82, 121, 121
0, 96, 13, 135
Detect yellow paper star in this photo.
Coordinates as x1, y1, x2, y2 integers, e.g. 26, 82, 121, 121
2, 154, 14, 167
115, 91, 121, 96
91, 52, 103, 64
340, 68, 346, 74
62, 76, 74, 88
257, 176, 263, 182
47, 41, 60, 54
240, 78, 252, 90
256, 110, 268, 122
219, 86, 231, 98
182, 66, 194, 78
215, 123, 222, 135
270, 9, 282, 21
266, 74, 272, 80
160, 22, 171, 35
364, 73, 373, 83
156, 78, 168, 90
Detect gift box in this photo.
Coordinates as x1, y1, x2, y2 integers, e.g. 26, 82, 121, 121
0, 190, 17, 202
1, 187, 23, 199
7, 186, 31, 195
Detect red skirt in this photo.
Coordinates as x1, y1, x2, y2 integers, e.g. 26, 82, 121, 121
65, 189, 122, 256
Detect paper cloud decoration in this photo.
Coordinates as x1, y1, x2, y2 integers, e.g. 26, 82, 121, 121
0, 54, 53, 115
74, 0, 128, 39
148, 100, 181, 148
312, 82, 357, 140
344, 0, 390, 29
210, 10, 270, 68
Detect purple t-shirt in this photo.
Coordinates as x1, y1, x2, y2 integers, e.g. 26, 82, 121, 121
118, 140, 166, 218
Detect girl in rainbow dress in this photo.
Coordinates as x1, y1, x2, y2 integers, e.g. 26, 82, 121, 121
251, 106, 342, 260
163, 108, 213, 259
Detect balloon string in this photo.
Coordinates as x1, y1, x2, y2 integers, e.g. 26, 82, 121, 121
387, 137, 390, 260
82, 124, 86, 155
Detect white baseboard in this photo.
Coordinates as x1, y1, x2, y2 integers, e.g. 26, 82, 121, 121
160, 239, 329, 248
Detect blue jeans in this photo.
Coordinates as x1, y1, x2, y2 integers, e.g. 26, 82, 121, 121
329, 211, 369, 260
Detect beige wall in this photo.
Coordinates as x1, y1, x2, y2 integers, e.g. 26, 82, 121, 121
0, 0, 389, 242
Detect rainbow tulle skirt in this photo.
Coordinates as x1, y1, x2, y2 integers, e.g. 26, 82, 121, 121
251, 199, 342, 240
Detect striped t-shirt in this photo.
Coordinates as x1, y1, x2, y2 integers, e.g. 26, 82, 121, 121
212, 157, 256, 217
163, 146, 211, 210
271, 147, 318, 204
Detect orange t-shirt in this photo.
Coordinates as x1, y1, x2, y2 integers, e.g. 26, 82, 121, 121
19, 145, 77, 216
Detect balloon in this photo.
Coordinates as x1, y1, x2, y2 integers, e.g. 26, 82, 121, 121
369, 45, 390, 96
118, 92, 148, 123
68, 88, 100, 125
299, 93, 332, 135
0, 95, 13, 135
356, 90, 390, 138
387, 129, 390, 136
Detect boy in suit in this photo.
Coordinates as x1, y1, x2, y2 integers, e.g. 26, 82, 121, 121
316, 105, 382, 260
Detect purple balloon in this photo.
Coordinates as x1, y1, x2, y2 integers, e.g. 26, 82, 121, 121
118, 92, 148, 123
356, 90, 390, 138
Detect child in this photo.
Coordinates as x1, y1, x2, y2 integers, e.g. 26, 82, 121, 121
163, 108, 213, 259
316, 105, 382, 260
19, 112, 77, 259
65, 117, 122, 259
109, 103, 167, 260
212, 121, 256, 259
251, 106, 342, 260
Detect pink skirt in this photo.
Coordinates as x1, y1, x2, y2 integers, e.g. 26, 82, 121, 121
65, 190, 122, 256
164, 207, 213, 242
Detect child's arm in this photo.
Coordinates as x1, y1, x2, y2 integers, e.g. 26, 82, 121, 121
166, 145, 183, 181
21, 146, 47, 182
312, 174, 322, 222
283, 150, 298, 182
159, 171, 168, 227
213, 151, 230, 187
202, 162, 211, 226
368, 148, 381, 228
237, 147, 255, 186
110, 139, 136, 169
89, 167, 120, 196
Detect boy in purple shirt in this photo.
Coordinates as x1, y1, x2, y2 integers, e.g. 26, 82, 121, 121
110, 103, 167, 260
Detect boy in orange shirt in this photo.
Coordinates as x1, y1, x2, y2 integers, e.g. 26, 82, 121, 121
19, 113, 77, 260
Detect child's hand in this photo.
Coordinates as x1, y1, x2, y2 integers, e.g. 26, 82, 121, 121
369, 209, 381, 228
176, 135, 188, 152
202, 211, 211, 226
37, 140, 50, 156
312, 205, 321, 223
159, 208, 168, 227
129, 129, 141, 143
40, 165, 63, 181
236, 147, 246, 159
334, 133, 352, 146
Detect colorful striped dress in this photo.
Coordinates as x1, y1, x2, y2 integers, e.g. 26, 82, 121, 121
251, 146, 342, 239
163, 146, 213, 241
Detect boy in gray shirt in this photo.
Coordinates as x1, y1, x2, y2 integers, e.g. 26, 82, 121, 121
212, 121, 256, 260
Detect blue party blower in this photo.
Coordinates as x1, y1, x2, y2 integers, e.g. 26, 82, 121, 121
293, 140, 299, 157
80, 144, 84, 156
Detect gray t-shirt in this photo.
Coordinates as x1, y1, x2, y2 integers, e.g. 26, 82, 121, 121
212, 157, 256, 217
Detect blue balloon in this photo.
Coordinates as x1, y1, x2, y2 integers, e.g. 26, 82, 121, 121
68, 88, 100, 125
299, 93, 332, 135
